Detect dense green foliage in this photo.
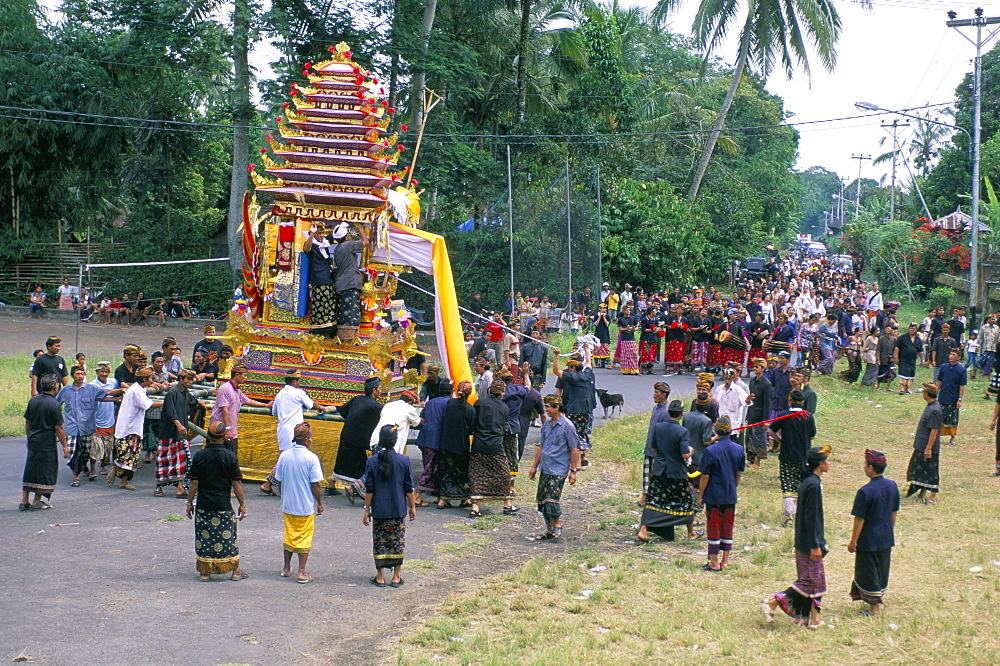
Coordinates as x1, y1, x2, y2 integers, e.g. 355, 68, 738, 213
1, 0, 811, 310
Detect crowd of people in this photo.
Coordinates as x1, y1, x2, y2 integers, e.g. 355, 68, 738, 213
17, 246, 998, 624
27, 278, 197, 325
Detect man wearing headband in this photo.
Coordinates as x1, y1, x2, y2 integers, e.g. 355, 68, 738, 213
553, 344, 596, 467
262, 370, 336, 495
469, 379, 518, 517
109, 367, 163, 490
697, 416, 745, 572
682, 390, 714, 472
115, 344, 142, 389
847, 449, 899, 617
186, 421, 247, 581
210, 364, 272, 457
332, 220, 369, 342
906, 383, 942, 504
763, 445, 830, 629
936, 348, 967, 447
642, 383, 672, 505
790, 367, 818, 415
89, 361, 122, 476
302, 221, 339, 338
193, 324, 223, 365
745, 358, 773, 467
330, 376, 384, 502
276, 422, 325, 583
637, 400, 700, 543
156, 369, 203, 498
527, 395, 581, 540
769, 389, 816, 527
711, 368, 752, 446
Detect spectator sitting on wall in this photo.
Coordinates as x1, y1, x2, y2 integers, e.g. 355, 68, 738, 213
27, 286, 46, 319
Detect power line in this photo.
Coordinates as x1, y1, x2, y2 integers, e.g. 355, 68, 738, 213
0, 102, 955, 142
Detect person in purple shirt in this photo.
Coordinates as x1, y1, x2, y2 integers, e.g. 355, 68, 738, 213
697, 416, 746, 572
847, 449, 900, 617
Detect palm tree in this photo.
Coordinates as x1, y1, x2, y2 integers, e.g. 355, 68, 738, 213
909, 108, 953, 178
653, 0, 846, 202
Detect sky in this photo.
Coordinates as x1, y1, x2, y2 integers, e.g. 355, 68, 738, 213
639, 0, 989, 185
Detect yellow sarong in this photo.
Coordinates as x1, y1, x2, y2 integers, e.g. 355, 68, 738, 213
282, 513, 315, 553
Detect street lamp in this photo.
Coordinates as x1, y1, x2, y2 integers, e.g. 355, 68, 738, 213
855, 100, 978, 319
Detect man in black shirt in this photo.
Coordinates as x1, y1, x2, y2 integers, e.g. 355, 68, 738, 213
114, 344, 142, 389
186, 421, 246, 581
769, 390, 816, 527
21, 374, 70, 510
763, 445, 830, 629
193, 325, 225, 364
30, 336, 69, 396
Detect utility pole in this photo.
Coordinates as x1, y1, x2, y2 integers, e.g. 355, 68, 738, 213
881, 120, 910, 221
839, 177, 848, 227
947, 8, 1000, 326
851, 154, 872, 221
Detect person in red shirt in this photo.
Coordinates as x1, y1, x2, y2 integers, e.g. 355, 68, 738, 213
486, 313, 506, 365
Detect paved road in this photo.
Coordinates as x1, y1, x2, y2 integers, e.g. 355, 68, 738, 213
1, 314, 689, 664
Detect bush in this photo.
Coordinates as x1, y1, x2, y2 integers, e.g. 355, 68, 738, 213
928, 286, 956, 309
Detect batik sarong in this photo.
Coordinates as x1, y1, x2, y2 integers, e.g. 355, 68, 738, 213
111, 435, 142, 480
745, 424, 768, 464
850, 548, 891, 606
156, 438, 191, 489
536, 472, 567, 521
143, 407, 161, 453
194, 508, 240, 574
906, 450, 940, 495
593, 343, 610, 362
779, 460, 803, 498
502, 427, 519, 477
640, 474, 694, 539
310, 283, 338, 330
417, 446, 439, 494
566, 412, 591, 452
337, 287, 361, 327
940, 403, 959, 437
437, 451, 471, 501
283, 513, 315, 553
469, 453, 511, 502
373, 517, 405, 570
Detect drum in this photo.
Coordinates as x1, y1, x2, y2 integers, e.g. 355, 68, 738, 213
721, 333, 748, 350
763, 339, 790, 353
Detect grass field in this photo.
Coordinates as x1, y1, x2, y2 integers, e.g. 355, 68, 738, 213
397, 350, 1000, 664
0, 355, 31, 438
